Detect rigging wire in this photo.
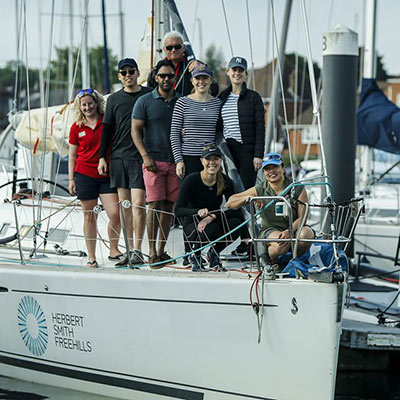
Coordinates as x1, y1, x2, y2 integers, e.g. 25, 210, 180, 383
221, 0, 234, 57
245, 0, 256, 90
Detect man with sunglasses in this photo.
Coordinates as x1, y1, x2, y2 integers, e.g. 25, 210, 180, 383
98, 58, 151, 266
131, 59, 181, 268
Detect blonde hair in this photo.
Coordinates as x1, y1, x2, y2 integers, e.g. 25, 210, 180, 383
73, 89, 105, 127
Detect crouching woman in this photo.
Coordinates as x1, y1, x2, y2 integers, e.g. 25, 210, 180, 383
225, 152, 314, 264
174, 145, 242, 271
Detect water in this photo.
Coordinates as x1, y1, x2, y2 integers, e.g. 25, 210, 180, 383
2, 372, 400, 400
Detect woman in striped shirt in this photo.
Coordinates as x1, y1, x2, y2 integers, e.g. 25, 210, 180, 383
170, 64, 222, 180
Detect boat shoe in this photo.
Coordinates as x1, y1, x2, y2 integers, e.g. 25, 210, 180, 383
159, 252, 177, 265
189, 254, 207, 272
207, 248, 226, 272
115, 250, 144, 267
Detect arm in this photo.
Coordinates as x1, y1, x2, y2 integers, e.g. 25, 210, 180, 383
175, 177, 201, 218
98, 122, 113, 175
225, 187, 258, 209
131, 118, 157, 173
170, 98, 185, 178
68, 144, 78, 196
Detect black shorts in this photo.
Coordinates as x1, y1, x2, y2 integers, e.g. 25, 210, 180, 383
75, 172, 117, 201
109, 158, 145, 190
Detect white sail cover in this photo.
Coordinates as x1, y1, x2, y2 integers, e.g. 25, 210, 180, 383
15, 103, 75, 157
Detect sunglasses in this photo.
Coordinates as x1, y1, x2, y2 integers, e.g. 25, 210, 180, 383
264, 154, 283, 161
77, 88, 94, 97
165, 44, 183, 51
119, 69, 136, 76
157, 73, 175, 79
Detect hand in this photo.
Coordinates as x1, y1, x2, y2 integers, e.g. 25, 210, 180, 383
197, 217, 212, 233
278, 229, 290, 247
253, 198, 264, 209
176, 161, 185, 179
197, 208, 209, 218
143, 154, 157, 173
253, 157, 262, 171
188, 60, 201, 72
68, 180, 76, 196
98, 158, 108, 176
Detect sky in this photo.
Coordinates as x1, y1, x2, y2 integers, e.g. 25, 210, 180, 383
0, 0, 399, 76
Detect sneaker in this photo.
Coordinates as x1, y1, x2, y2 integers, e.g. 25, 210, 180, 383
231, 242, 248, 256
183, 255, 190, 266
149, 255, 163, 270
189, 254, 204, 272
159, 252, 177, 265
207, 248, 223, 270
130, 250, 145, 265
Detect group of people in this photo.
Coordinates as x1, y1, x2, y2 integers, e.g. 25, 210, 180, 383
68, 30, 313, 271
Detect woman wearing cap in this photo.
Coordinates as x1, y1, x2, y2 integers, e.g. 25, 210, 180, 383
175, 145, 242, 272
218, 56, 266, 256
170, 64, 222, 179
69, 89, 122, 268
226, 152, 314, 263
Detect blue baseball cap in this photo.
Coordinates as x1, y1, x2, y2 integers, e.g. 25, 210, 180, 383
192, 64, 213, 78
262, 152, 283, 169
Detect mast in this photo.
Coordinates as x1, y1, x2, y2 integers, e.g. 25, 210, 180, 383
81, 1, 89, 89
358, 0, 377, 193
101, 0, 111, 93
265, 0, 292, 153
68, 0, 74, 98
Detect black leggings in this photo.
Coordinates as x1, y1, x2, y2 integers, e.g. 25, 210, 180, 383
183, 210, 242, 254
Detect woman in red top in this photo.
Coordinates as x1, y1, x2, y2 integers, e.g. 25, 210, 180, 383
69, 89, 122, 268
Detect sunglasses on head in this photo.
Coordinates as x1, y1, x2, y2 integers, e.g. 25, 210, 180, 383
119, 69, 136, 76
165, 44, 182, 51
264, 154, 283, 161
157, 73, 175, 79
77, 88, 94, 97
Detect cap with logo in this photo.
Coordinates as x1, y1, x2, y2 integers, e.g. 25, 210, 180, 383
261, 152, 283, 169
118, 58, 138, 70
191, 64, 213, 78
227, 56, 248, 71
201, 145, 222, 159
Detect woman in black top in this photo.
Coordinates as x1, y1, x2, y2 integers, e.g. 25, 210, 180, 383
218, 56, 265, 255
175, 145, 242, 271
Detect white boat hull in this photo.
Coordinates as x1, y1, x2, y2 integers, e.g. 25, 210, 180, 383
0, 265, 345, 400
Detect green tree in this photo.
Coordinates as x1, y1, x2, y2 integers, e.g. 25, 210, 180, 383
204, 43, 225, 82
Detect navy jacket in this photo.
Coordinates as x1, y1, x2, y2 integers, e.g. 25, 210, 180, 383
218, 83, 265, 158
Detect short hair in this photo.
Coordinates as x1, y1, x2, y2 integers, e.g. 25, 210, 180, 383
163, 31, 184, 45
154, 59, 175, 75
73, 90, 105, 127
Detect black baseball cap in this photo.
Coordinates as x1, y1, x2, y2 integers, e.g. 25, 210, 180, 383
118, 58, 138, 70
227, 56, 248, 70
201, 145, 222, 159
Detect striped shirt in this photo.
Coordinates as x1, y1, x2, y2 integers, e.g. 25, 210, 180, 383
221, 93, 242, 143
170, 96, 222, 162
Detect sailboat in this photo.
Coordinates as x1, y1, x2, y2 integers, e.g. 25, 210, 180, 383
0, 1, 360, 399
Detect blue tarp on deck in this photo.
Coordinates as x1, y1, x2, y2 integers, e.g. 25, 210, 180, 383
357, 78, 400, 154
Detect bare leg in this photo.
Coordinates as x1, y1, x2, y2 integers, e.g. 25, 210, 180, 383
267, 231, 290, 263
81, 199, 98, 262
131, 188, 146, 251
297, 226, 314, 256
117, 188, 134, 250
99, 192, 121, 257
157, 200, 174, 255
146, 201, 162, 257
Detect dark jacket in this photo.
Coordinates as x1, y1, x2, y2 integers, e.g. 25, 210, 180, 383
218, 83, 265, 158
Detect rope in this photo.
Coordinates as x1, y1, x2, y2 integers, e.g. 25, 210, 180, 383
221, 0, 234, 57
245, 0, 256, 90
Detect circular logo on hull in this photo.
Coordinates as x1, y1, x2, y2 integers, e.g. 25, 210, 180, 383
17, 296, 48, 356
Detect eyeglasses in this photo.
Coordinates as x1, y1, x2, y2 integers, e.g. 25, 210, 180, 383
77, 88, 94, 97
165, 44, 183, 51
119, 69, 136, 76
156, 73, 175, 79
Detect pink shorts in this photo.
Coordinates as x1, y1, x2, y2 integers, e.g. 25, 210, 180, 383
142, 161, 180, 203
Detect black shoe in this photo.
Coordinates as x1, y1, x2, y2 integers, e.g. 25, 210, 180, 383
231, 242, 248, 256
207, 247, 222, 270
189, 254, 204, 272
183, 255, 190, 266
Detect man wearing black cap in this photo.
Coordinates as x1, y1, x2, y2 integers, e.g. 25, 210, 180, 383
98, 58, 151, 266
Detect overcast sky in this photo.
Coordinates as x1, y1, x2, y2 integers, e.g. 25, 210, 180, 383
0, 0, 399, 75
